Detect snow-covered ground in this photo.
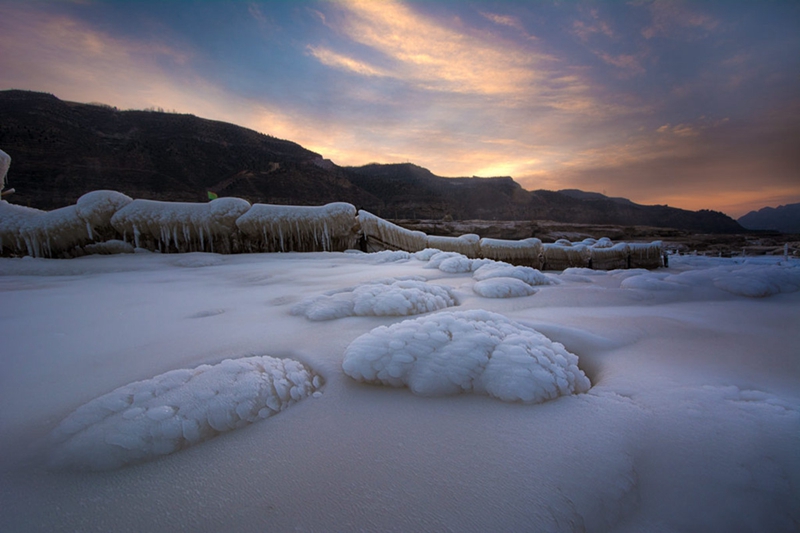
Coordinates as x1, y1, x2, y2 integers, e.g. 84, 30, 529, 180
1, 251, 798, 532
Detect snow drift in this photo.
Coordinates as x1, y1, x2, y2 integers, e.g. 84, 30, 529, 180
343, 309, 591, 403
48, 355, 322, 471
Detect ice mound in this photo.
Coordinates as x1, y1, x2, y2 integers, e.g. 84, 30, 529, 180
473, 277, 538, 298
365, 250, 411, 263
237, 202, 357, 252
74, 190, 133, 239
292, 279, 457, 321
342, 310, 591, 403
49, 355, 322, 471
425, 251, 467, 269
111, 197, 251, 253
413, 248, 445, 261
473, 262, 553, 286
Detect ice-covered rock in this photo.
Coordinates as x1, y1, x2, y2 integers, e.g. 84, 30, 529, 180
75, 190, 133, 240
237, 202, 357, 252
0, 148, 10, 187
112, 197, 251, 253
590, 242, 629, 271
292, 279, 457, 320
358, 210, 427, 252
49, 355, 322, 470
478, 237, 543, 268
343, 310, 591, 403
628, 241, 663, 269
543, 242, 591, 270
0, 201, 44, 255
473, 277, 538, 298
426, 234, 480, 258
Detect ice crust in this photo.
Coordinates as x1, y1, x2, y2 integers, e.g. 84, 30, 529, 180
49, 355, 322, 470
343, 309, 591, 403
292, 278, 457, 320
237, 202, 357, 252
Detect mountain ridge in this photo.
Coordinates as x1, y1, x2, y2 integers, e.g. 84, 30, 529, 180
738, 203, 800, 234
0, 89, 744, 233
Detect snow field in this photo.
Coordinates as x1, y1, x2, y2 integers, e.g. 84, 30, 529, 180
0, 252, 798, 532
343, 309, 591, 403
48, 355, 322, 471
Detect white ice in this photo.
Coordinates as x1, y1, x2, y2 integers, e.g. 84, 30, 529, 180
292, 278, 457, 320
473, 276, 538, 298
48, 355, 321, 471
343, 309, 589, 403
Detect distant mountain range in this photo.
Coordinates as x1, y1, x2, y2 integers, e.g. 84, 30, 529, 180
0, 89, 746, 233
738, 204, 800, 234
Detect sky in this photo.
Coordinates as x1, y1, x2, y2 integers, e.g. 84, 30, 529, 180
0, 0, 798, 218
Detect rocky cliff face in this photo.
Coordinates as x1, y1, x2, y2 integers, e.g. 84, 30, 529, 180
0, 90, 745, 233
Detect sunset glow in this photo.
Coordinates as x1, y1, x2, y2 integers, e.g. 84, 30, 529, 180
0, 0, 798, 217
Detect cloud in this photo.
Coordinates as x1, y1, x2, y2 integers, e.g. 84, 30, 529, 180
318, 0, 556, 98
594, 51, 646, 75
572, 8, 616, 42
305, 45, 388, 77
640, 0, 719, 40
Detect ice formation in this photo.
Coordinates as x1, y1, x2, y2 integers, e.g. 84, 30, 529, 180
49, 355, 322, 470
111, 197, 251, 253
426, 234, 481, 258
342, 309, 591, 403
473, 262, 553, 286
358, 210, 428, 252
237, 202, 357, 252
542, 242, 592, 270
74, 190, 133, 240
473, 277, 538, 298
628, 241, 664, 269
0, 148, 10, 187
18, 205, 90, 258
589, 242, 630, 270
1, 191, 132, 258
0, 201, 44, 255
292, 279, 456, 320
478, 237, 544, 268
